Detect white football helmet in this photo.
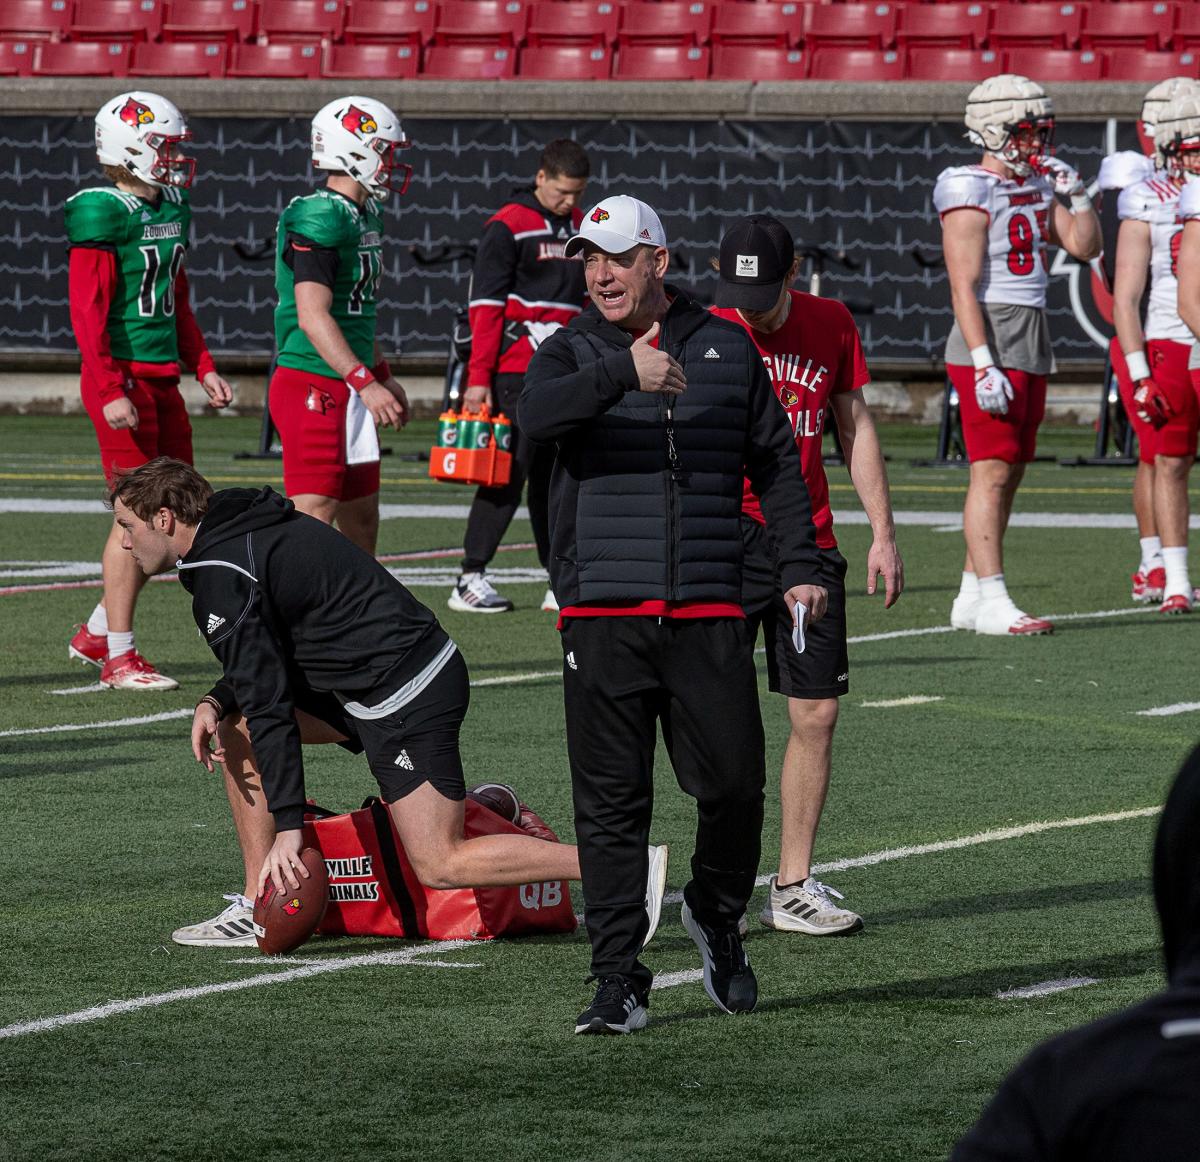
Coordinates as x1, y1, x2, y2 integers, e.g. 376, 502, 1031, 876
95, 91, 194, 190
310, 96, 412, 201
964, 74, 1055, 177
1154, 94, 1200, 178
1142, 78, 1200, 161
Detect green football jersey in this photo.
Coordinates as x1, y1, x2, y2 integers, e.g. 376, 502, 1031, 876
274, 189, 384, 378
64, 185, 191, 365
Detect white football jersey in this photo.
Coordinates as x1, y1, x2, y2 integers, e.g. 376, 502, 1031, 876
1098, 150, 1156, 193
933, 165, 1055, 309
1118, 174, 1192, 343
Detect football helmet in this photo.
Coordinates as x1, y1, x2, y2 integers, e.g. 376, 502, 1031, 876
310, 96, 412, 201
95, 91, 194, 190
1154, 94, 1200, 178
964, 74, 1054, 177
1139, 77, 1200, 158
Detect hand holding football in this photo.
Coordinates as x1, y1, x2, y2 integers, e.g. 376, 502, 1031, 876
253, 847, 329, 955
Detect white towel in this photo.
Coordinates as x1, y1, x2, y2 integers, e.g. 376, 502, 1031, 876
791, 602, 808, 655
344, 387, 380, 466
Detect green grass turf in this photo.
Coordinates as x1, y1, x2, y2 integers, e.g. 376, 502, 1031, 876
0, 414, 1197, 1161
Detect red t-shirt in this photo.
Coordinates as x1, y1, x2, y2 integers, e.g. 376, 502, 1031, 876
711, 290, 870, 550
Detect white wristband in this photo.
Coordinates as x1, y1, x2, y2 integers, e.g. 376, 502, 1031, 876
1070, 191, 1093, 214
1125, 350, 1151, 382
970, 344, 994, 370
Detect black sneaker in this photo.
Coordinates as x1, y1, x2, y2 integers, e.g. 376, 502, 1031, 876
574, 975, 649, 1035
681, 900, 758, 1014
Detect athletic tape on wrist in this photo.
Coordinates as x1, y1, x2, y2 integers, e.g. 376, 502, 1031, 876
970, 344, 994, 371
1070, 192, 1093, 214
1125, 350, 1151, 383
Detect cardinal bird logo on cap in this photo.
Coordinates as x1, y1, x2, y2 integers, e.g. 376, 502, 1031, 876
341, 105, 378, 138
590, 207, 610, 223
119, 98, 155, 128
283, 898, 303, 915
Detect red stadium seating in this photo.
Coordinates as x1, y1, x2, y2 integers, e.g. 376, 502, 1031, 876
162, 0, 256, 43
1173, 6, 1200, 53
989, 4, 1083, 52
1079, 3, 1176, 53
0, 0, 73, 41
519, 42, 612, 79
342, 0, 436, 47
805, 4, 899, 51
71, 0, 164, 43
0, 40, 39, 74
710, 3, 806, 50
526, 2, 621, 47
33, 38, 130, 73
711, 43, 806, 80
421, 41, 517, 77
617, 1, 712, 48
227, 40, 321, 74
321, 40, 420, 76
613, 42, 709, 79
894, 3, 990, 51
807, 46, 904, 81
129, 37, 227, 73
905, 46, 1002, 82
1102, 49, 1200, 82
257, 0, 346, 44
1001, 47, 1103, 81
434, 1, 529, 47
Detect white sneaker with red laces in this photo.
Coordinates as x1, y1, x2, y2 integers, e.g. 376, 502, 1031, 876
100, 650, 180, 690
68, 624, 107, 667
974, 598, 1053, 636
1132, 566, 1166, 603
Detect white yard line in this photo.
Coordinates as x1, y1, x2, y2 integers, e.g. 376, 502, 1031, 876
860, 695, 944, 708
49, 683, 105, 696
653, 968, 704, 990
0, 709, 193, 738
996, 977, 1099, 1000
1135, 702, 1200, 717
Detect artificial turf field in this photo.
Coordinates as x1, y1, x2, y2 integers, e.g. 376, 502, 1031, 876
1, 412, 1197, 1161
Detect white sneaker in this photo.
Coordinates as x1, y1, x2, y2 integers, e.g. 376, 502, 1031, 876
950, 593, 979, 630
448, 571, 514, 613
974, 597, 1053, 636
760, 876, 863, 935
171, 893, 257, 947
541, 587, 559, 612
642, 844, 668, 950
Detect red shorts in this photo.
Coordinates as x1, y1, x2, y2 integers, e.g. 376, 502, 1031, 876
948, 363, 1047, 464
81, 367, 193, 486
268, 365, 380, 502
1113, 337, 1198, 461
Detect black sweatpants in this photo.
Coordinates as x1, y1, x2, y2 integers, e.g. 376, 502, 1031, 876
461, 372, 551, 572
561, 615, 766, 992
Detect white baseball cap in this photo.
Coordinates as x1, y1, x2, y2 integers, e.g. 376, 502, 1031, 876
564, 195, 667, 257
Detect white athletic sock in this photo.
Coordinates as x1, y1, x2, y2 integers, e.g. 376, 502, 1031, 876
957, 571, 980, 599
86, 603, 108, 637
979, 574, 1010, 602
107, 630, 135, 660
1162, 546, 1191, 599
1140, 536, 1164, 572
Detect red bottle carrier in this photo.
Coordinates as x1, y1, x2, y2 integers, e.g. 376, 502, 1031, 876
428, 406, 513, 487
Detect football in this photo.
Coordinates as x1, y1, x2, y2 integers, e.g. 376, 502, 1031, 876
253, 847, 330, 956
467, 782, 522, 825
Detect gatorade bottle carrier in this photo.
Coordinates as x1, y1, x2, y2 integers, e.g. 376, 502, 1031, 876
429, 405, 512, 487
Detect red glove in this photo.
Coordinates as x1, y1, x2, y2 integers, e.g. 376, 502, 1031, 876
1133, 379, 1174, 429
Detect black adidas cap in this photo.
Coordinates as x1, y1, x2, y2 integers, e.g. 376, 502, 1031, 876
715, 215, 795, 312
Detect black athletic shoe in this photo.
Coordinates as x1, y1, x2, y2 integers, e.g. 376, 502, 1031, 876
574, 975, 649, 1035
681, 900, 758, 1014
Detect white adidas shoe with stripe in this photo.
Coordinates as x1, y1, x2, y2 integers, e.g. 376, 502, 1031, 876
759, 876, 863, 936
171, 893, 257, 947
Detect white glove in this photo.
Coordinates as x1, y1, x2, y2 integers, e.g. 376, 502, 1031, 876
1038, 155, 1092, 212
974, 365, 1015, 415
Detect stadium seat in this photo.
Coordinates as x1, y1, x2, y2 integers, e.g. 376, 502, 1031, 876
988, 3, 1083, 52
711, 43, 806, 81
322, 41, 420, 76
807, 46, 904, 81
70, 0, 164, 43
0, 0, 73, 42
0, 40, 38, 74
421, 41, 517, 77
162, 0, 256, 43
805, 4, 899, 51
1103, 49, 1199, 83
342, 0, 436, 47
526, 2, 621, 48
518, 42, 612, 79
129, 38, 227, 74
613, 42, 709, 79
257, 0, 346, 44
1173, 6, 1200, 53
905, 46, 1001, 83
894, 3, 990, 51
227, 40, 321, 75
434, 1, 529, 47
1001, 47, 1103, 81
710, 3, 806, 50
32, 38, 130, 73
1080, 3, 1176, 54
617, 1, 712, 48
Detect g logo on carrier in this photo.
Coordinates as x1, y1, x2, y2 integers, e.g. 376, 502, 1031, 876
519, 881, 563, 910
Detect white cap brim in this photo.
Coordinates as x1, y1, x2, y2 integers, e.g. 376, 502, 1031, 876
564, 229, 654, 258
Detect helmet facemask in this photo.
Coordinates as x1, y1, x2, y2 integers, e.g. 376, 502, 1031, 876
140, 129, 195, 190
361, 133, 412, 200
999, 117, 1055, 177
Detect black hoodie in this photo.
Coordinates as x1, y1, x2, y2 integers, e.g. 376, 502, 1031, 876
951, 746, 1200, 1161
177, 487, 449, 830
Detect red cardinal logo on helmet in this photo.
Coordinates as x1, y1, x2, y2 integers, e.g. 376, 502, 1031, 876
341, 105, 378, 138
590, 207, 610, 223
119, 98, 155, 128
283, 898, 303, 915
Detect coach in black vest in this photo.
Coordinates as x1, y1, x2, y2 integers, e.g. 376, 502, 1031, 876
521, 195, 828, 1035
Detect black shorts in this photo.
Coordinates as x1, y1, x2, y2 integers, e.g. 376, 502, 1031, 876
741, 517, 849, 700
294, 650, 470, 803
